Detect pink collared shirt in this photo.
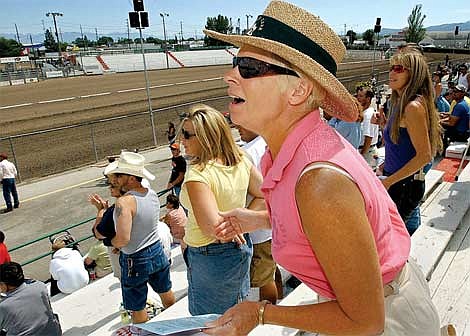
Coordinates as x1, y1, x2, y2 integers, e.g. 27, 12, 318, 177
260, 110, 410, 299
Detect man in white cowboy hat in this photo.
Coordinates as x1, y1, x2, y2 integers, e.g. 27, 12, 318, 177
107, 151, 175, 323
203, 1, 450, 336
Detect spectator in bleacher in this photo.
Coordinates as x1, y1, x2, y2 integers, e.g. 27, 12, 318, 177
326, 110, 363, 149
167, 122, 176, 143
378, 48, 443, 234
235, 124, 281, 305
84, 239, 112, 279
178, 104, 264, 315
0, 262, 62, 336
89, 171, 126, 280
167, 143, 187, 197
0, 153, 19, 213
457, 64, 470, 95
49, 237, 89, 295
357, 86, 379, 168
440, 84, 470, 150
203, 1, 444, 335
162, 194, 187, 245
433, 71, 450, 113
0, 231, 11, 265
106, 151, 175, 323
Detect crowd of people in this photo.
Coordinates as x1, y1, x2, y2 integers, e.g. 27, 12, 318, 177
3, 1, 470, 335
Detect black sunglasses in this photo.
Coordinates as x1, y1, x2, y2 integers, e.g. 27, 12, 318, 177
181, 129, 196, 140
232, 56, 299, 79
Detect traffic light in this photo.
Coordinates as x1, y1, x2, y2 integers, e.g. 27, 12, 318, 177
374, 18, 381, 33
129, 12, 140, 28
455, 26, 459, 36
133, 0, 144, 12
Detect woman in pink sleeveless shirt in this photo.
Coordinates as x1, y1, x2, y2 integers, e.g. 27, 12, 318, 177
203, 2, 450, 336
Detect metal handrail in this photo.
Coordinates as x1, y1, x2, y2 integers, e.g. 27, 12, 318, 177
9, 188, 173, 266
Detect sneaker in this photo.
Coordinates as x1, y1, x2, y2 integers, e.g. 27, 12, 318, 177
13, 203, 19, 209
3, 208, 13, 213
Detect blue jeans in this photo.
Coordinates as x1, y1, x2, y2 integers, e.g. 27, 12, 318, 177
119, 241, 172, 311
405, 162, 433, 236
172, 185, 181, 197
185, 235, 252, 315
2, 178, 19, 209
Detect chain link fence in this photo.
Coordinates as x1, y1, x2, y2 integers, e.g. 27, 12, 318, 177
0, 96, 232, 182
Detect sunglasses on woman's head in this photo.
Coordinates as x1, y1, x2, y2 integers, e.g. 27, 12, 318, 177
232, 56, 299, 79
181, 129, 196, 140
390, 65, 408, 73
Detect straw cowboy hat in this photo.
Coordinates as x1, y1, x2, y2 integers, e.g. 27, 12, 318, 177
105, 151, 155, 181
204, 0, 360, 121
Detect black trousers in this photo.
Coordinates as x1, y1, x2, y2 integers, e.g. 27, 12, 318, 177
386, 172, 425, 223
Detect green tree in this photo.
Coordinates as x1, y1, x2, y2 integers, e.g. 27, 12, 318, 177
346, 30, 357, 45
44, 29, 57, 51
97, 36, 113, 46
405, 4, 426, 43
0, 37, 23, 57
146, 37, 163, 44
204, 15, 231, 46
363, 29, 376, 46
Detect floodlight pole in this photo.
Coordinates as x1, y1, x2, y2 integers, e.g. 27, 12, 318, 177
246, 14, 253, 31
46, 12, 63, 63
138, 27, 158, 147
160, 13, 169, 69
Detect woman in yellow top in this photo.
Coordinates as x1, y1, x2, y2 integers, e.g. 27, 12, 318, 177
178, 104, 264, 315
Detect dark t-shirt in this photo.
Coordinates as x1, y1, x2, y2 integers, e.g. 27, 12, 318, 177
170, 156, 187, 187
95, 205, 115, 247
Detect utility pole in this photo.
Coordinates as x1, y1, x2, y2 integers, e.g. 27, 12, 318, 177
46, 12, 63, 62
129, 2, 157, 147
237, 18, 241, 35
59, 28, 64, 47
160, 13, 169, 69
95, 27, 99, 43
344, 24, 347, 38
14, 24, 21, 44
180, 21, 184, 46
126, 19, 131, 49
245, 14, 253, 31
80, 24, 88, 51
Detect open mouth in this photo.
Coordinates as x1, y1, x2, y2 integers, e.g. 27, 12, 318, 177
230, 95, 246, 104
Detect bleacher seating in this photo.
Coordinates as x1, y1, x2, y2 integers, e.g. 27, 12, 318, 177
52, 164, 469, 336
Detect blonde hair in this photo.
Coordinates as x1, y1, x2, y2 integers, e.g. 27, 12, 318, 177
52, 240, 66, 251
182, 104, 244, 170
389, 52, 443, 156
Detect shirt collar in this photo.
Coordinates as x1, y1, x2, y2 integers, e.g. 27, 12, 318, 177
262, 110, 322, 188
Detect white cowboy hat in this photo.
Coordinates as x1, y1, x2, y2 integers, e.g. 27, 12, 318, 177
104, 151, 155, 181
204, 0, 360, 121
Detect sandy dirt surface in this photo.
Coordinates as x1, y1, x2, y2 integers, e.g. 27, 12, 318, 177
0, 53, 458, 182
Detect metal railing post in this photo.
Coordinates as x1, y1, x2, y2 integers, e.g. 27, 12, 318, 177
90, 123, 99, 162
8, 137, 22, 182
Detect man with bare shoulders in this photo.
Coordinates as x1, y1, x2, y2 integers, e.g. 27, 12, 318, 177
108, 151, 175, 324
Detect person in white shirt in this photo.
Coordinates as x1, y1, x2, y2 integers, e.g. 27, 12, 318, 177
357, 87, 379, 169
236, 124, 281, 304
0, 153, 19, 213
49, 239, 89, 295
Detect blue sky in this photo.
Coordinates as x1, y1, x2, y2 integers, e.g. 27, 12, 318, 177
1, 0, 469, 41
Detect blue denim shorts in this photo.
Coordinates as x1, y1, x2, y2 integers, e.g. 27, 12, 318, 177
119, 241, 172, 311
185, 234, 252, 315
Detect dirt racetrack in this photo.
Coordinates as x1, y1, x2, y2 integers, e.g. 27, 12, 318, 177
0, 52, 465, 182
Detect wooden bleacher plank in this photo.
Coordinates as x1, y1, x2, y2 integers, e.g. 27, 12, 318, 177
423, 169, 444, 201
411, 172, 470, 280
428, 209, 470, 334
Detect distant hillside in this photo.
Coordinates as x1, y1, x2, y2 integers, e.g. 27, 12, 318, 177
426, 21, 470, 32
